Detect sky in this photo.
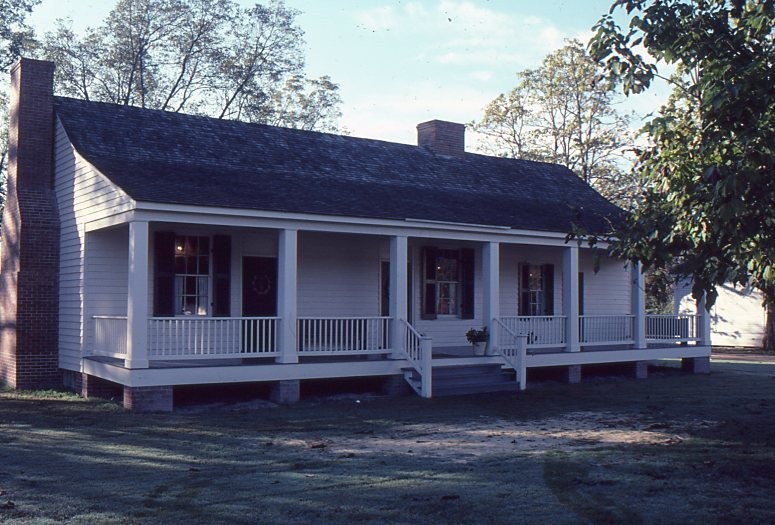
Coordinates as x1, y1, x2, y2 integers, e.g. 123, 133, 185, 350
27, 0, 669, 147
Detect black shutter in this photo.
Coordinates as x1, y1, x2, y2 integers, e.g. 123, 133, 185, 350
407, 260, 413, 322
543, 264, 554, 315
519, 264, 530, 315
459, 248, 475, 319
212, 235, 231, 317
421, 247, 437, 319
153, 231, 176, 316
578, 272, 584, 316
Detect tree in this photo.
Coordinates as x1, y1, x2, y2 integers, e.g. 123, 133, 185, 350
0, 0, 39, 71
41, 0, 342, 131
1, 0, 41, 204
589, 0, 775, 347
471, 40, 640, 207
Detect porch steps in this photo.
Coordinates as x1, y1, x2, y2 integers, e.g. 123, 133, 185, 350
404, 363, 517, 397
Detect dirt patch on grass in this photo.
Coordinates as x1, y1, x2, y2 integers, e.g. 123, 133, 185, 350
327, 411, 705, 461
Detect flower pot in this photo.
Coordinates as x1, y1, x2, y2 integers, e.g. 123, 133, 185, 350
473, 341, 487, 356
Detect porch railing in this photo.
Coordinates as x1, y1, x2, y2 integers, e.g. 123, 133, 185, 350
402, 319, 432, 398
92, 313, 702, 364
494, 318, 527, 390
148, 317, 279, 358
297, 316, 390, 355
579, 315, 634, 346
646, 314, 699, 343
92, 316, 128, 357
498, 316, 566, 347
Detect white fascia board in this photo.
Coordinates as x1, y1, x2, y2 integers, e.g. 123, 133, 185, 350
83, 359, 408, 387
526, 345, 710, 367
132, 201, 577, 246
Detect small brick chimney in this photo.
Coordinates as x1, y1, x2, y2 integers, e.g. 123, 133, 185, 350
0, 58, 60, 389
417, 119, 465, 157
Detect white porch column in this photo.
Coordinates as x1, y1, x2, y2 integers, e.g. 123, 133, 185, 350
631, 262, 647, 349
697, 294, 712, 346
389, 235, 408, 359
126, 221, 149, 369
483, 242, 500, 355
563, 245, 580, 352
277, 229, 299, 364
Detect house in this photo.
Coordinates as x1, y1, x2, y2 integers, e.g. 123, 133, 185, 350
675, 281, 766, 348
0, 58, 711, 412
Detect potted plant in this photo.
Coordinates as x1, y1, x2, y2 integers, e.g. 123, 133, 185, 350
466, 327, 489, 356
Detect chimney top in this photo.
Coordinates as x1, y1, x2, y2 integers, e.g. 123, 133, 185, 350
416, 120, 465, 157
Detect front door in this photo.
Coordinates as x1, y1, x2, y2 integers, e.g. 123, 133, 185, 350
242, 257, 277, 316
242, 257, 278, 352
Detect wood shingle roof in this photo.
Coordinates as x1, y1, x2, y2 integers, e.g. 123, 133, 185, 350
54, 96, 624, 234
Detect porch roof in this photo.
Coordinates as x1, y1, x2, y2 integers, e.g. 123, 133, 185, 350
54, 96, 624, 235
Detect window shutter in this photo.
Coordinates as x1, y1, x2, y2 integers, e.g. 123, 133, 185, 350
153, 231, 176, 316
212, 235, 231, 317
578, 272, 584, 316
421, 246, 437, 320
519, 264, 530, 315
460, 248, 475, 319
543, 264, 554, 315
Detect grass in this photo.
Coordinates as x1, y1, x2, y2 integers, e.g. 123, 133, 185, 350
1, 360, 775, 523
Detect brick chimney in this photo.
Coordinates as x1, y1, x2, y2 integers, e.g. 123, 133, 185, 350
417, 119, 465, 157
0, 58, 60, 389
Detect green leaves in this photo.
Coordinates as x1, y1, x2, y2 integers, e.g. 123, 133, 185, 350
589, 0, 775, 313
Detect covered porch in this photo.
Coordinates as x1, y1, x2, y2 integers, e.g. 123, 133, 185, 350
80, 217, 711, 402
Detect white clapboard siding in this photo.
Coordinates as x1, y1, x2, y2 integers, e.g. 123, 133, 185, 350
579, 251, 630, 315
297, 232, 383, 318
54, 119, 134, 371
676, 280, 766, 347
83, 229, 129, 356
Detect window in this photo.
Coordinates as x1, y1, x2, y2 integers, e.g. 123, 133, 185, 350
174, 235, 210, 316
519, 264, 554, 316
434, 251, 460, 314
421, 247, 474, 319
153, 232, 231, 318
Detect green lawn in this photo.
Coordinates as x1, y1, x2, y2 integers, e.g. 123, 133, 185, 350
1, 360, 774, 524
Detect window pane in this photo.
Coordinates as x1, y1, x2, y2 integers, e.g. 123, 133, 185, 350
174, 276, 183, 315
171, 236, 211, 316
436, 256, 459, 281
528, 265, 543, 291
437, 282, 458, 315
184, 297, 197, 315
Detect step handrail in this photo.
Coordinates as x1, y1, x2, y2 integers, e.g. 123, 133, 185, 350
400, 319, 432, 398
494, 318, 528, 391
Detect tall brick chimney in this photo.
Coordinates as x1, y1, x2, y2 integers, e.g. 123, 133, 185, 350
0, 58, 60, 389
417, 119, 465, 157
